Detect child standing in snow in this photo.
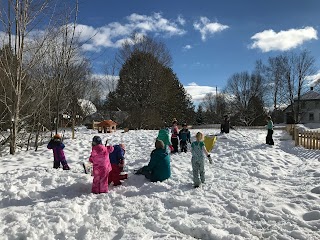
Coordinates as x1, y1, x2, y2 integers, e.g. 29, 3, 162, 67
157, 128, 173, 153
190, 132, 212, 188
179, 123, 191, 153
170, 118, 179, 153
89, 136, 114, 194
108, 143, 128, 186
266, 116, 274, 145
47, 134, 70, 170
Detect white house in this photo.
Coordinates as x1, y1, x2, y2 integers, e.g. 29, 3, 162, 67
284, 87, 320, 123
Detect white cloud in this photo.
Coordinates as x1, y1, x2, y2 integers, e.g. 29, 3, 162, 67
91, 74, 120, 94
305, 71, 320, 86
183, 44, 192, 50
184, 82, 217, 101
91, 74, 119, 81
177, 15, 186, 26
74, 13, 186, 52
250, 27, 318, 52
193, 17, 229, 41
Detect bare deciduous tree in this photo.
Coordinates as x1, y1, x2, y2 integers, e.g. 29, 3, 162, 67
0, 0, 52, 154
0, 0, 91, 153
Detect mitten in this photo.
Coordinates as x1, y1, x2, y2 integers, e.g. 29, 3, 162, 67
207, 154, 213, 164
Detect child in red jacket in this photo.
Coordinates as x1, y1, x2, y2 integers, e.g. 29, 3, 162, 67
89, 136, 114, 194
108, 143, 128, 186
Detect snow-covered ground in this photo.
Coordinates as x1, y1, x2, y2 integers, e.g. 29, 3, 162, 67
0, 126, 320, 240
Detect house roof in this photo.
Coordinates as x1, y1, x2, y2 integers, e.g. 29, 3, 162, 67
97, 120, 117, 127
294, 90, 320, 100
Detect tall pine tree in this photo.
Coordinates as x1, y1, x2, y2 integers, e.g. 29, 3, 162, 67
108, 44, 194, 129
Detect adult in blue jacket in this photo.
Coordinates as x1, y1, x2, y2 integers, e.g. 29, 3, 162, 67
135, 139, 171, 182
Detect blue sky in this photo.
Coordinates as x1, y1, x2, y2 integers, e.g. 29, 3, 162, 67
76, 0, 320, 102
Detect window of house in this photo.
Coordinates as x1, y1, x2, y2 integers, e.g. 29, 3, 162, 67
309, 113, 314, 121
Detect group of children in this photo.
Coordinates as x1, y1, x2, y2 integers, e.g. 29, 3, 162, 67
47, 119, 214, 193
88, 136, 128, 193
156, 119, 213, 188
47, 134, 128, 194
170, 119, 192, 153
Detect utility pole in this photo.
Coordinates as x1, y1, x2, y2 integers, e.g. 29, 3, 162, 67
215, 86, 218, 114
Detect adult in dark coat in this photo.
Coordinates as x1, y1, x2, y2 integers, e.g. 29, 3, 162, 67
221, 115, 231, 134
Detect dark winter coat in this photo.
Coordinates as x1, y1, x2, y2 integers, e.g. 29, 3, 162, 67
146, 148, 171, 182
109, 145, 127, 186
47, 140, 66, 162
109, 145, 125, 165
221, 119, 230, 133
179, 128, 191, 142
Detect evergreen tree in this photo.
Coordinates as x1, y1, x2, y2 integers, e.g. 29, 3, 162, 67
196, 105, 205, 125
108, 49, 194, 129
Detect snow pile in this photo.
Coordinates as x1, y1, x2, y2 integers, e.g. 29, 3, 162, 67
78, 99, 97, 116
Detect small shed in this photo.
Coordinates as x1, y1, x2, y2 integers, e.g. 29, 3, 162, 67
97, 120, 117, 133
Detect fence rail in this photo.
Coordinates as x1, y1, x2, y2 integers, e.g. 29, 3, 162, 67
286, 124, 320, 150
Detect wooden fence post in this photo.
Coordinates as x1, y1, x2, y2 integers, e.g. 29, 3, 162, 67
294, 128, 299, 146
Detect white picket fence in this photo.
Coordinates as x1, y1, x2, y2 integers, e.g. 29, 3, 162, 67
286, 124, 320, 150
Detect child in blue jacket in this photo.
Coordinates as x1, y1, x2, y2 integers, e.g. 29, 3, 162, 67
108, 144, 128, 186
179, 123, 191, 152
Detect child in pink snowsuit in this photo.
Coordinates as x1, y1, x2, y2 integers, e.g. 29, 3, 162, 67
89, 136, 114, 194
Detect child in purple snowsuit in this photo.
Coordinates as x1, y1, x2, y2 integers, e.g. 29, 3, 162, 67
47, 134, 70, 170
89, 136, 114, 194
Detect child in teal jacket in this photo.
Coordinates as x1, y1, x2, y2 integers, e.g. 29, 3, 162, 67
157, 128, 173, 153
191, 132, 212, 188
135, 139, 171, 182
266, 116, 274, 145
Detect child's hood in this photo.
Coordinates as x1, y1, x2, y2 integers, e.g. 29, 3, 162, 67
91, 144, 107, 154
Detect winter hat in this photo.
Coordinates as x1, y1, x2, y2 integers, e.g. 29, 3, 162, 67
172, 118, 177, 124
92, 136, 102, 146
155, 139, 165, 149
53, 134, 61, 139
